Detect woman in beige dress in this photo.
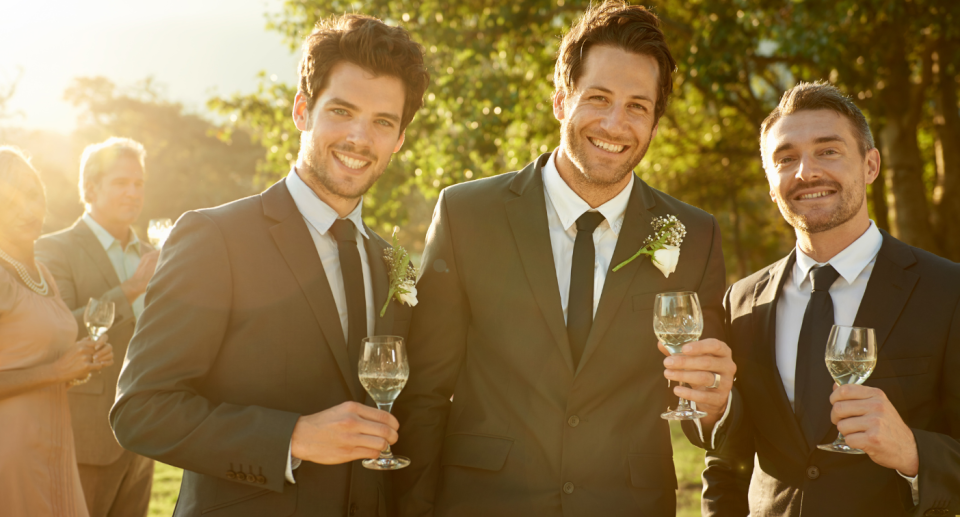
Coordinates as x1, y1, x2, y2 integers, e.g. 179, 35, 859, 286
0, 147, 114, 516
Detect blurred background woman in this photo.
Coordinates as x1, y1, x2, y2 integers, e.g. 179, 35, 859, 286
0, 147, 113, 517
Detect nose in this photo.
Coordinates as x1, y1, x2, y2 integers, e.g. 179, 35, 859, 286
599, 105, 629, 136
345, 118, 374, 148
795, 153, 823, 183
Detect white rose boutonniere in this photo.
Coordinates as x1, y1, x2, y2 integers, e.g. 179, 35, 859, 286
612, 215, 686, 278
381, 229, 418, 317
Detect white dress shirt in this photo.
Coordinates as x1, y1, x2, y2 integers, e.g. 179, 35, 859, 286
82, 213, 145, 319
775, 221, 918, 502
542, 150, 729, 447
282, 167, 377, 483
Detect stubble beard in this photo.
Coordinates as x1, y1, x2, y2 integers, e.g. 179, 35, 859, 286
561, 119, 651, 192
299, 138, 385, 202
776, 173, 865, 234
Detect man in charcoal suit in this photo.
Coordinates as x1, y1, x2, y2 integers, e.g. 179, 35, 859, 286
392, 2, 737, 516
110, 14, 429, 516
702, 81, 960, 516
36, 137, 157, 517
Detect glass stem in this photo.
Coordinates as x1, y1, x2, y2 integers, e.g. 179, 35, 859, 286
835, 431, 847, 445
376, 402, 395, 458
676, 382, 692, 410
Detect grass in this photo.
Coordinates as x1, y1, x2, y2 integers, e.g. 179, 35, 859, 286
148, 422, 705, 516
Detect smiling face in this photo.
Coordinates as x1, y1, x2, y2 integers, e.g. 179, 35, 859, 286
88, 155, 145, 228
293, 61, 406, 213
763, 109, 880, 234
554, 45, 660, 192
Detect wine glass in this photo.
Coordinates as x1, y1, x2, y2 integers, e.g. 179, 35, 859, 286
148, 218, 173, 248
358, 335, 411, 470
84, 297, 115, 340
817, 325, 877, 454
654, 291, 707, 420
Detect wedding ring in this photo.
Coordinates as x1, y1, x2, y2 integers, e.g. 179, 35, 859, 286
707, 373, 721, 389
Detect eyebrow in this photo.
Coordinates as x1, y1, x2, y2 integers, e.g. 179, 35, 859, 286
326, 97, 402, 124
773, 135, 846, 155
584, 86, 654, 104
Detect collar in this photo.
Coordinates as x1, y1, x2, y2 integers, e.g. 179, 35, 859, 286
82, 213, 140, 252
286, 167, 368, 239
794, 220, 883, 288
541, 149, 633, 235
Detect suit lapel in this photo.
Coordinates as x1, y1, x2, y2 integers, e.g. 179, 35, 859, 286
263, 179, 363, 401
365, 227, 395, 336
575, 178, 653, 376
803, 231, 920, 446
504, 155, 575, 373
752, 252, 812, 457
71, 220, 123, 289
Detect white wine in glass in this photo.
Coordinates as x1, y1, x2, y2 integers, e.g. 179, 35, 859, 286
148, 218, 173, 248
83, 297, 115, 340
818, 325, 877, 454
358, 335, 411, 470
654, 291, 707, 420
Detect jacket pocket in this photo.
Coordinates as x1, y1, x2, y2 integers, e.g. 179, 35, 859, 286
627, 453, 678, 489
201, 477, 298, 515
870, 356, 930, 379
440, 433, 514, 471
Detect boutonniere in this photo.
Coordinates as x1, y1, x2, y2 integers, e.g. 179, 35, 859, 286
612, 215, 686, 278
380, 229, 418, 317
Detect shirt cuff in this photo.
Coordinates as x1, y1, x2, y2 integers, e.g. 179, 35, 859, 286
896, 470, 919, 506
691, 390, 733, 449
285, 441, 301, 484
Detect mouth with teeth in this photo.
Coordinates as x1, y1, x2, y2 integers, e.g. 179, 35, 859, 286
588, 137, 627, 154
333, 151, 371, 170
794, 189, 837, 201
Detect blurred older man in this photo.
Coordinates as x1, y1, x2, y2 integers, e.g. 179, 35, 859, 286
36, 137, 158, 517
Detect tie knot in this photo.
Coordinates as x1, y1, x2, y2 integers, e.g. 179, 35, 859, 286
329, 219, 357, 243
575, 211, 605, 233
810, 264, 840, 292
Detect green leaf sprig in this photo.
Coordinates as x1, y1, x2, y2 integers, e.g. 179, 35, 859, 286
380, 228, 418, 317
612, 215, 687, 272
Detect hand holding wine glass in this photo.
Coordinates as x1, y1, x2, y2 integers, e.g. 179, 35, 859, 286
358, 335, 411, 470
654, 292, 707, 420
818, 325, 876, 454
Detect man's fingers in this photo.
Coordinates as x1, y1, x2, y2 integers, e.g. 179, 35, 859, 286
679, 338, 730, 357
350, 419, 399, 445
829, 384, 880, 405
674, 385, 728, 409
657, 341, 671, 358
664, 369, 722, 388
834, 414, 877, 437
349, 402, 400, 430
665, 355, 733, 375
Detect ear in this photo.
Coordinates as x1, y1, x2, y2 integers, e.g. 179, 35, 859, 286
552, 90, 567, 122
393, 131, 406, 154
769, 188, 777, 203
863, 147, 881, 185
651, 122, 659, 140
293, 92, 312, 132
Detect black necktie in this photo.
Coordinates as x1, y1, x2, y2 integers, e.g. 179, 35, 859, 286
330, 219, 367, 370
794, 264, 841, 445
567, 211, 606, 368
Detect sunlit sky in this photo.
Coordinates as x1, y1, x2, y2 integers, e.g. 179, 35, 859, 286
0, 0, 300, 133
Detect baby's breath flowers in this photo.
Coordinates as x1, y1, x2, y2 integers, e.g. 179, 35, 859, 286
381, 228, 419, 317
613, 215, 686, 278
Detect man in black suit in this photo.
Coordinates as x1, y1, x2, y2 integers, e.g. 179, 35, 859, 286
110, 15, 429, 516
703, 81, 960, 516
392, 2, 737, 516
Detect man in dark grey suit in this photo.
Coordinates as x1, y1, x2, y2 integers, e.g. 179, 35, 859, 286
703, 82, 960, 516
36, 137, 157, 517
392, 2, 737, 516
110, 14, 429, 516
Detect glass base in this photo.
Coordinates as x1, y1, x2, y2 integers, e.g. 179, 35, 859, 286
362, 455, 411, 470
661, 408, 707, 421
817, 442, 866, 454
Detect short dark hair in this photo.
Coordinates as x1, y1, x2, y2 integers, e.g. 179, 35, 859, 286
298, 14, 430, 134
554, 0, 677, 122
760, 81, 875, 168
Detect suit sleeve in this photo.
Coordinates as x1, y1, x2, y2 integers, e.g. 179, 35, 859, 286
110, 211, 299, 494
391, 190, 470, 517
35, 235, 135, 337
681, 215, 729, 448
912, 294, 960, 513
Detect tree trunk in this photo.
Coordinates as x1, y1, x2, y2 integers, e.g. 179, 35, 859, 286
933, 40, 960, 262
880, 40, 941, 254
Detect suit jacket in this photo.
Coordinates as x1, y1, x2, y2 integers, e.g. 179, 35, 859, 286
35, 219, 155, 466
703, 230, 960, 517
110, 179, 412, 517
392, 154, 727, 517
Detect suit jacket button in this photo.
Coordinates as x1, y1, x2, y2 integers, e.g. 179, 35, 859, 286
806, 466, 820, 480
246, 473, 257, 483
349, 503, 359, 516
562, 482, 575, 494
226, 471, 236, 479
257, 475, 266, 484
567, 415, 580, 427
